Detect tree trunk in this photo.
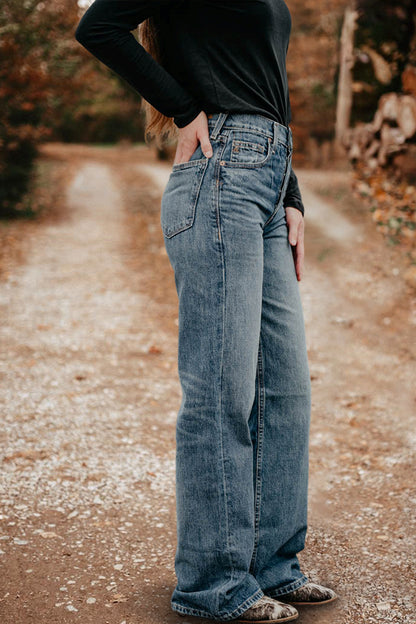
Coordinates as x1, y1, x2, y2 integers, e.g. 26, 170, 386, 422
335, 3, 358, 149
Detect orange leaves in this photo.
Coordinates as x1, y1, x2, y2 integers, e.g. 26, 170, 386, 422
352, 162, 416, 258
148, 344, 162, 355
0, 1, 83, 215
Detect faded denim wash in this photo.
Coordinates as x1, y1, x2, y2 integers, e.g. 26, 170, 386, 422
160, 112, 311, 621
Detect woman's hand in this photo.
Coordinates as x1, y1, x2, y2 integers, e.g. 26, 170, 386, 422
173, 111, 213, 165
285, 207, 304, 281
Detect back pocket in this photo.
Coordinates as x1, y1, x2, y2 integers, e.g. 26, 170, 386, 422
160, 158, 208, 238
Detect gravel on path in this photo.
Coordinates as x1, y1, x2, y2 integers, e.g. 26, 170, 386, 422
0, 146, 415, 623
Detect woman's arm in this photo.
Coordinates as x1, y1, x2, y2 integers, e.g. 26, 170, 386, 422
283, 89, 305, 281
283, 167, 304, 216
75, 0, 202, 128
283, 90, 305, 216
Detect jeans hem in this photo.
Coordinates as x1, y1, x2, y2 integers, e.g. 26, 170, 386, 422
263, 574, 309, 598
171, 587, 264, 621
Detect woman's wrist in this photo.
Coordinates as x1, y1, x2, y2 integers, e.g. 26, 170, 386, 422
174, 107, 204, 129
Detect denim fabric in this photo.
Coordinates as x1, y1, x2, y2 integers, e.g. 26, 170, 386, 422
160, 112, 311, 621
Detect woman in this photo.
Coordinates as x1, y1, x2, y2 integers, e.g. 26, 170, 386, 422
75, 1, 338, 622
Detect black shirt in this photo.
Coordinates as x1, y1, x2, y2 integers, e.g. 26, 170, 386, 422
75, 0, 304, 214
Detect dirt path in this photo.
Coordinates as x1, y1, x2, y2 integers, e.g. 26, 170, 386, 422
0, 145, 414, 624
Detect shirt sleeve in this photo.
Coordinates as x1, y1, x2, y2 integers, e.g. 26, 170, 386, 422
283, 167, 304, 216
283, 88, 305, 216
74, 0, 203, 128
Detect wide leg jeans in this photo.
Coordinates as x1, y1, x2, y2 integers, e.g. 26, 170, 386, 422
160, 112, 311, 621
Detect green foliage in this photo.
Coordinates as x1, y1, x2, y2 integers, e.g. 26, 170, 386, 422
311, 81, 337, 111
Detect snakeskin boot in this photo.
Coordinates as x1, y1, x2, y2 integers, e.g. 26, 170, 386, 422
233, 595, 298, 622
177, 595, 298, 622
276, 582, 338, 606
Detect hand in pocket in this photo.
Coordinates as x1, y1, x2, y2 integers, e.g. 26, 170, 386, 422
173, 111, 213, 165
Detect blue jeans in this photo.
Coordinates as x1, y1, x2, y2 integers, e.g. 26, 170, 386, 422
160, 112, 311, 620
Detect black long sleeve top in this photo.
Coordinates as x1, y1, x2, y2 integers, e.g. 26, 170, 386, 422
75, 0, 305, 215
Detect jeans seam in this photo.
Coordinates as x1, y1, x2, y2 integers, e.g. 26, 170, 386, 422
249, 336, 265, 575
214, 139, 227, 242
215, 136, 235, 588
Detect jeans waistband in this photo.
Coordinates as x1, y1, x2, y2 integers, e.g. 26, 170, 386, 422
207, 111, 292, 150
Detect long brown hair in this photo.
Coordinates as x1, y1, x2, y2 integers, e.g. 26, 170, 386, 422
139, 17, 178, 149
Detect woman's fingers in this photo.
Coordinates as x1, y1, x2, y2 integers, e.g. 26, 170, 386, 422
173, 111, 212, 164
285, 207, 305, 281
173, 134, 197, 164
192, 111, 213, 157
295, 221, 304, 281
199, 135, 213, 158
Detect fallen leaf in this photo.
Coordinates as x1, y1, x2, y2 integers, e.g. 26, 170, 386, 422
110, 593, 128, 603
148, 345, 162, 354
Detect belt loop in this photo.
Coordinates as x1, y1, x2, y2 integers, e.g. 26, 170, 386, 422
210, 112, 229, 140
288, 125, 293, 150
272, 120, 278, 151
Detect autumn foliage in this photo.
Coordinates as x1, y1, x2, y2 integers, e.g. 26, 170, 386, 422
0, 0, 53, 216
347, 1, 416, 260
0, 0, 144, 218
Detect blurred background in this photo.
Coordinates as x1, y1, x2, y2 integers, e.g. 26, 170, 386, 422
1, 0, 415, 252
0, 2, 415, 624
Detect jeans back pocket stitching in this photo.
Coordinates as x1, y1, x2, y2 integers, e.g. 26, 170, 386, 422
162, 159, 209, 238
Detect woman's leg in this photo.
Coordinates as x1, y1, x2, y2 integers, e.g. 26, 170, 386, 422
161, 139, 265, 620
248, 203, 311, 597
160, 112, 306, 620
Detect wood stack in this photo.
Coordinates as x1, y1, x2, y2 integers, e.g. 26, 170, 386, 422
342, 92, 416, 176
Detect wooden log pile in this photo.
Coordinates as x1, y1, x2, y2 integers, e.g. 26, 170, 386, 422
346, 89, 416, 284
342, 92, 416, 179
